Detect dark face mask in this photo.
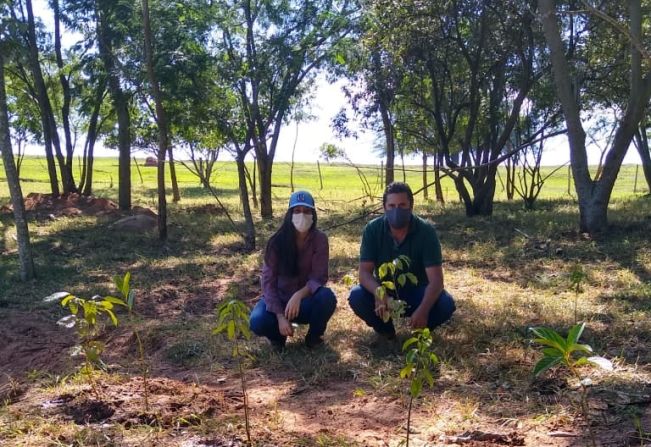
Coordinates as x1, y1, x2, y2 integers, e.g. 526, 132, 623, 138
385, 207, 412, 229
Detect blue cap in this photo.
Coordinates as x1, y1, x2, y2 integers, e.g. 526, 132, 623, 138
289, 190, 315, 209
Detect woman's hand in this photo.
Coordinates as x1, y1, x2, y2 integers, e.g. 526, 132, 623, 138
276, 314, 294, 337
284, 292, 303, 321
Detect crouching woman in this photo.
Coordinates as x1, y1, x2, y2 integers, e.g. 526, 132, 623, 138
249, 191, 336, 350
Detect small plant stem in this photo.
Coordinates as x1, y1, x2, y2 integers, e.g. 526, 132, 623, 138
580, 383, 596, 447
133, 328, 149, 412
574, 287, 578, 325
236, 338, 252, 445
571, 365, 596, 447
406, 393, 413, 447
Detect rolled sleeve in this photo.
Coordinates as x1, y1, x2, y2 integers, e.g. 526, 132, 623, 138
307, 232, 329, 294
261, 250, 284, 315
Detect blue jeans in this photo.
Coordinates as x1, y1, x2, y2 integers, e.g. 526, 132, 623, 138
348, 285, 455, 334
249, 287, 337, 344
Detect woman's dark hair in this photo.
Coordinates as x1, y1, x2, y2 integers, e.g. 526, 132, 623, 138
265, 207, 317, 276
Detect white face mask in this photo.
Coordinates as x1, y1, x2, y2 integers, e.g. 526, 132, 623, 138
292, 213, 313, 233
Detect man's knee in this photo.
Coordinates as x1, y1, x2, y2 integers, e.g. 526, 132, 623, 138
348, 285, 369, 309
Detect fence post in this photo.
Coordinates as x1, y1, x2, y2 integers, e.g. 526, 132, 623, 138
317, 160, 324, 190
634, 164, 639, 193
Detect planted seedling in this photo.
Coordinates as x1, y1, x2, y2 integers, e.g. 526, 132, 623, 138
44, 289, 127, 398
530, 322, 613, 447
113, 272, 150, 412
569, 264, 586, 324
399, 328, 439, 447
376, 255, 417, 323
213, 299, 253, 445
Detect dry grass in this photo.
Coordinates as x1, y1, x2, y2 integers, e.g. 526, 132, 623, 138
1, 191, 650, 445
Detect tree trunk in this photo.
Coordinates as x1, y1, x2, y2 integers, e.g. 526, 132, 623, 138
380, 103, 395, 186
257, 151, 273, 219
168, 146, 180, 202
24, 0, 59, 195
422, 152, 428, 200
142, 0, 167, 240
506, 157, 516, 200
96, 0, 131, 210
0, 55, 35, 281
53, 0, 76, 191
80, 82, 104, 196
236, 152, 256, 250
434, 152, 444, 203
635, 126, 651, 193
539, 0, 651, 233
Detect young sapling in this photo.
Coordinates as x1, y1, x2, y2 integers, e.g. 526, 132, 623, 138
213, 299, 253, 445
44, 289, 127, 398
530, 322, 613, 447
399, 328, 439, 447
376, 255, 417, 323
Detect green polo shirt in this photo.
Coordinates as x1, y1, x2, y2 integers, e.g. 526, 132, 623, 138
359, 214, 442, 285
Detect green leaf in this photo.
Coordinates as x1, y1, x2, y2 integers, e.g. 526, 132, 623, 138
410, 379, 423, 398
104, 296, 127, 306
61, 295, 75, 307
105, 309, 119, 326
382, 281, 396, 290
530, 327, 567, 351
397, 274, 406, 287
405, 273, 418, 285
69, 302, 79, 315
378, 263, 388, 279
568, 343, 593, 354
402, 337, 418, 351
227, 320, 235, 339
533, 355, 563, 377
123, 272, 131, 296
400, 365, 413, 379
586, 356, 613, 371
566, 322, 585, 345
394, 258, 403, 270
376, 286, 386, 300
127, 290, 135, 310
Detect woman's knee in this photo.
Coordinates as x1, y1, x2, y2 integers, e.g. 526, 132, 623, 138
315, 287, 337, 312
249, 301, 269, 335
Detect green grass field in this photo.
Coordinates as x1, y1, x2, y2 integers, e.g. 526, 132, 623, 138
0, 156, 650, 446
1, 156, 648, 208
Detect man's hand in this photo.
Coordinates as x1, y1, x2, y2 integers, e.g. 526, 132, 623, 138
284, 292, 303, 321
276, 314, 294, 337
410, 305, 429, 329
374, 295, 389, 321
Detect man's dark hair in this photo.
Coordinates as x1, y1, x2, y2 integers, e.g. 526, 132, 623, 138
382, 182, 414, 207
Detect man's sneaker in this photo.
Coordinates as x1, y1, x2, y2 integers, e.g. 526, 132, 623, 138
304, 335, 324, 349
377, 329, 397, 341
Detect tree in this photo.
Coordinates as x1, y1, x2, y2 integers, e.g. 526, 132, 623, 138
213, 0, 357, 219
0, 49, 35, 281
539, 0, 651, 233
95, 0, 133, 210
364, 0, 551, 216
633, 120, 651, 193
142, 0, 168, 240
